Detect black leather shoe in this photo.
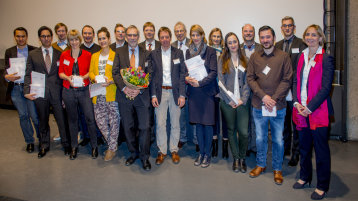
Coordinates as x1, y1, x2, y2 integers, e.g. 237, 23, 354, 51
293, 180, 311, 189
64, 146, 71, 156
288, 154, 299, 166
125, 156, 138, 166
311, 190, 326, 200
26, 143, 35, 153
241, 159, 247, 173
38, 148, 49, 158
142, 159, 151, 171
212, 139, 218, 158
79, 138, 90, 146
232, 159, 240, 172
70, 148, 78, 160
91, 147, 98, 159
222, 140, 229, 159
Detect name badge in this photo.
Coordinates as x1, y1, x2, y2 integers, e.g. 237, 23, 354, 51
262, 65, 271, 75
291, 48, 299, 54
145, 61, 149, 67
63, 59, 70, 66
57, 61, 60, 66
238, 65, 246, 72
310, 61, 316, 68
107, 60, 113, 66
173, 58, 180, 64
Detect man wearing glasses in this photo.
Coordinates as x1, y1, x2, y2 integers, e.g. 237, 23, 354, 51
275, 16, 307, 167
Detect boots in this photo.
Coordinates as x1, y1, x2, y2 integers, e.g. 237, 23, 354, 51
222, 139, 229, 159
212, 139, 218, 158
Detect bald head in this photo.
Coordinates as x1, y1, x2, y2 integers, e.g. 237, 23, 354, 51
242, 24, 255, 43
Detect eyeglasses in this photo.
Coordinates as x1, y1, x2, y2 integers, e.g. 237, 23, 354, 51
116, 30, 125, 34
175, 30, 185, 34
126, 34, 138, 37
282, 24, 294, 28
40, 35, 52, 39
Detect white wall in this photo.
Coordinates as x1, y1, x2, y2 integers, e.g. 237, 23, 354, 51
0, 0, 323, 57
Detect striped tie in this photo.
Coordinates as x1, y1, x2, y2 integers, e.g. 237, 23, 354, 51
45, 49, 51, 73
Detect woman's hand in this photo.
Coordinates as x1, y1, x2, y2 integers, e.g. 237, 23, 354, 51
296, 103, 311, 117
185, 76, 199, 87
101, 76, 112, 87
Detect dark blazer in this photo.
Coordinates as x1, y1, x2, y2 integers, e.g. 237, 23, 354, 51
139, 40, 161, 51
4, 45, 36, 96
217, 57, 250, 105
112, 44, 152, 104
171, 38, 190, 48
240, 42, 262, 59
292, 53, 334, 114
275, 35, 307, 71
109, 41, 128, 52
80, 43, 101, 54
24, 47, 62, 100
149, 46, 186, 105
185, 46, 219, 97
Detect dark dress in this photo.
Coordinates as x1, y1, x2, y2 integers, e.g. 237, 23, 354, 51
186, 46, 218, 125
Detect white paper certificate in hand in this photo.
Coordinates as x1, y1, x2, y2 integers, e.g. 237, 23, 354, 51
95, 75, 106, 83
262, 105, 277, 117
185, 55, 207, 81
30, 71, 46, 98
8, 57, 26, 82
218, 80, 239, 105
72, 76, 84, 87
89, 83, 106, 98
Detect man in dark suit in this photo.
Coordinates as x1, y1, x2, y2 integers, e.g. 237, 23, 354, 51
80, 25, 101, 54
112, 25, 152, 171
109, 23, 128, 51
139, 22, 161, 51
24, 26, 70, 158
150, 27, 186, 165
4, 27, 39, 153
275, 16, 307, 167
240, 23, 262, 157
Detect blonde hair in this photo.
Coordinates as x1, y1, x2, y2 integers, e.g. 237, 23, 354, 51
189, 24, 207, 44
67, 29, 82, 43
303, 24, 326, 47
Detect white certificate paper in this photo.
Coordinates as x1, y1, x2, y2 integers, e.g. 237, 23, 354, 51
262, 105, 277, 117
218, 80, 239, 105
89, 83, 106, 98
185, 55, 208, 82
72, 76, 84, 87
30, 71, 46, 98
8, 57, 26, 82
95, 75, 106, 84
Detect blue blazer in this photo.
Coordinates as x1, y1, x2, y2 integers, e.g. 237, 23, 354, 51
150, 46, 186, 105
293, 53, 334, 114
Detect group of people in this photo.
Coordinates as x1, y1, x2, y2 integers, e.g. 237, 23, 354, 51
4, 16, 334, 200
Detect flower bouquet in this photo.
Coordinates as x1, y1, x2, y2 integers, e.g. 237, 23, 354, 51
120, 66, 149, 100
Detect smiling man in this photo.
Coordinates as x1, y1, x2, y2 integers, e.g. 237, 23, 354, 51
139, 22, 161, 52
246, 25, 292, 185
240, 24, 262, 59
275, 16, 307, 167
150, 27, 186, 165
52, 22, 70, 52
110, 23, 128, 51
80, 25, 101, 54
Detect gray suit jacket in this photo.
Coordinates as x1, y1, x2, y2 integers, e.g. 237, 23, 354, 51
171, 38, 190, 48
240, 42, 262, 59
24, 47, 62, 100
149, 46, 186, 105
217, 57, 250, 105
138, 40, 161, 51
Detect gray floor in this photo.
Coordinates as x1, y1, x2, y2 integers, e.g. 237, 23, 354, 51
0, 108, 357, 201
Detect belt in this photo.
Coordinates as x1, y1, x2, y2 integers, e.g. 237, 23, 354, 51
14, 83, 24, 86
161, 86, 172, 90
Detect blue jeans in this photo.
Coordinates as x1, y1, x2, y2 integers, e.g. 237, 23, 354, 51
253, 107, 286, 171
11, 84, 40, 144
196, 124, 213, 157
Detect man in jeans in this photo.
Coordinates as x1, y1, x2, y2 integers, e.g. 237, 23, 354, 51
246, 26, 292, 185
4, 27, 39, 153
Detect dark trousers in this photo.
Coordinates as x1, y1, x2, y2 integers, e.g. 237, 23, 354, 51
119, 92, 150, 160
213, 97, 228, 139
283, 101, 299, 156
34, 93, 69, 149
196, 124, 213, 157
299, 123, 331, 192
62, 87, 97, 148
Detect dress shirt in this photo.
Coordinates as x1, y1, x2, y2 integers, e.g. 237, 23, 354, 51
83, 42, 94, 49
161, 47, 172, 86
116, 41, 125, 48
177, 38, 188, 59
41, 46, 53, 63
243, 42, 256, 58
17, 45, 29, 59
232, 58, 240, 100
146, 40, 155, 51
300, 46, 323, 108
282, 35, 294, 53
128, 45, 139, 68
57, 40, 68, 51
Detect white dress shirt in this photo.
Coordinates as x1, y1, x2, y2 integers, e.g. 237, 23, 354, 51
161, 47, 172, 86
41, 46, 53, 63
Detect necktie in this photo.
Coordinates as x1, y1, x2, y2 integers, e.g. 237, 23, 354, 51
45, 49, 51, 73
148, 43, 152, 51
179, 42, 183, 49
130, 49, 135, 67
284, 40, 290, 53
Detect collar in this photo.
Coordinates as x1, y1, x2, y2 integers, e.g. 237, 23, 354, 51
302, 46, 323, 57
260, 47, 276, 57
128, 45, 139, 53
57, 40, 68, 46
146, 40, 154, 46
41, 46, 53, 53
161, 46, 171, 54
84, 42, 94, 48
284, 35, 295, 42
116, 41, 125, 47
17, 45, 28, 51
243, 42, 255, 49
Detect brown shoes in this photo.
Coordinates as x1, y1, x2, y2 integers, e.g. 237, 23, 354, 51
249, 166, 266, 178
104, 150, 115, 161
155, 152, 166, 165
171, 152, 180, 164
274, 170, 283, 185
